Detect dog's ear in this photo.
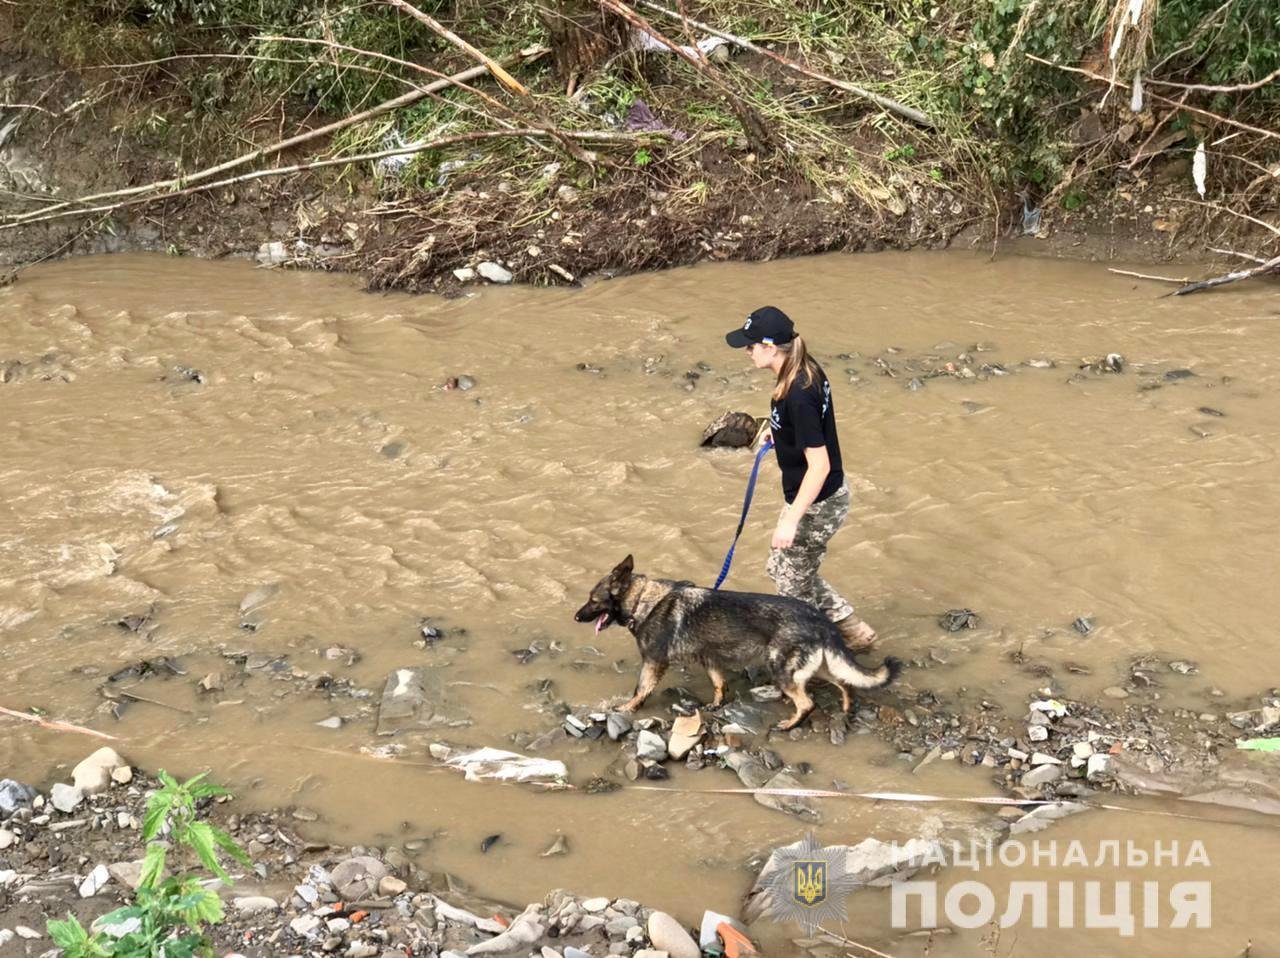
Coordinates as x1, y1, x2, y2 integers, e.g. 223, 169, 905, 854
611, 554, 634, 586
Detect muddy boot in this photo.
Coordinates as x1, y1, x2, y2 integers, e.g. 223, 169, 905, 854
836, 614, 878, 651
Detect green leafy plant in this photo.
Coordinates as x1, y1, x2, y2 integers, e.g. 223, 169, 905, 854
46, 771, 249, 958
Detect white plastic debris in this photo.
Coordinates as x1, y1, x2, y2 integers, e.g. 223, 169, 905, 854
632, 29, 729, 61
1030, 699, 1068, 718
1130, 71, 1144, 112
1193, 141, 1207, 198
439, 746, 567, 783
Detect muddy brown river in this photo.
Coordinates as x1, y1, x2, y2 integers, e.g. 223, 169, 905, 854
3, 252, 1279, 955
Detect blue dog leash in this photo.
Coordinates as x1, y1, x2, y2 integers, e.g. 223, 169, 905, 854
713, 437, 774, 590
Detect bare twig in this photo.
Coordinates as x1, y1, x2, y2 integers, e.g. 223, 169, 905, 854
383, 0, 529, 96
1168, 253, 1280, 296
1210, 247, 1269, 264
600, 0, 776, 153
0, 102, 54, 114
637, 0, 934, 128
0, 51, 543, 229
112, 688, 195, 715
1025, 54, 1280, 142
1147, 66, 1280, 94
1109, 268, 1191, 283
3, 127, 661, 230
0, 705, 119, 741
1175, 199, 1280, 237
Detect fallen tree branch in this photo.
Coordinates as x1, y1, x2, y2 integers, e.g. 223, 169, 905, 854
1108, 267, 1191, 283
1210, 247, 1269, 264
1168, 253, 1280, 296
1025, 54, 1280, 143
0, 50, 544, 229
637, 0, 934, 128
600, 0, 776, 153
0, 705, 119, 741
383, 0, 529, 97
1176, 199, 1280, 237
260, 34, 594, 164
1147, 66, 1280, 94
3, 128, 663, 230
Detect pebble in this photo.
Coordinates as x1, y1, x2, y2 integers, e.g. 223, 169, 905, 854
636, 730, 667, 762
606, 713, 632, 741
327, 917, 352, 933
379, 875, 408, 896
477, 262, 513, 284
1021, 764, 1062, 787
453, 267, 477, 282
79, 863, 111, 898
295, 883, 320, 905
316, 716, 344, 729
1103, 686, 1130, 699
16, 926, 42, 939
606, 916, 639, 936
72, 747, 127, 794
0, 828, 14, 850
1027, 725, 1049, 743
346, 944, 378, 958
234, 896, 279, 915
51, 783, 84, 813
647, 911, 699, 958
291, 914, 322, 936
582, 897, 611, 913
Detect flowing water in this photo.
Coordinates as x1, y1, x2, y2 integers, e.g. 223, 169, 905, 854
2, 252, 1279, 955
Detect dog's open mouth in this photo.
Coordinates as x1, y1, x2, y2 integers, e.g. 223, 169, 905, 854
594, 612, 612, 634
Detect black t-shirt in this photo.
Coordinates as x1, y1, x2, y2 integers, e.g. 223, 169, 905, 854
769, 362, 844, 504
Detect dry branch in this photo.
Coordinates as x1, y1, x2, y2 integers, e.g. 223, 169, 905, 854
1025, 54, 1280, 143
637, 0, 934, 128
0, 51, 544, 229
599, 0, 776, 153
0, 705, 119, 741
4, 128, 662, 230
1108, 268, 1190, 283
383, 0, 529, 96
1148, 67, 1280, 94
1169, 254, 1280, 296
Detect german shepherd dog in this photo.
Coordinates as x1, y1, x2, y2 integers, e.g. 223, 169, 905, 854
574, 555, 902, 730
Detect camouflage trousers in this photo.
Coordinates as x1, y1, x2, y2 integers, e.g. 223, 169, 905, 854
766, 481, 856, 624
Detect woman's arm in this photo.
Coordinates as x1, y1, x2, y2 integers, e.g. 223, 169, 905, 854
772, 445, 830, 549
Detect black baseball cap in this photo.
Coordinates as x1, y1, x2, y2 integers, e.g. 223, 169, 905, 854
725, 305, 796, 348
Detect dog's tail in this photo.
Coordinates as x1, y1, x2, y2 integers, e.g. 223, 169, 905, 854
823, 647, 903, 689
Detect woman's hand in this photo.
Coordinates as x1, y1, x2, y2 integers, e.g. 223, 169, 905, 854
772, 513, 799, 550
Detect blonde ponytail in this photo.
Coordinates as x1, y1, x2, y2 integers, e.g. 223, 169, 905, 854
772, 334, 819, 401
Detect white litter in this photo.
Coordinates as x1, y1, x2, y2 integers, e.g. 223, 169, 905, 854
439, 746, 567, 784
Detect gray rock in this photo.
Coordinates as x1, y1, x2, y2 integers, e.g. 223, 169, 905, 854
725, 752, 818, 821
606, 713, 632, 741
291, 915, 322, 936
331, 856, 390, 900
108, 861, 145, 891
1027, 725, 1049, 742
1103, 686, 1129, 699
79, 864, 111, 898
51, 783, 84, 813
0, 779, 38, 817
453, 267, 477, 282
647, 912, 698, 958
234, 896, 279, 915
316, 716, 344, 729
1022, 764, 1063, 787
477, 262, 513, 284
582, 897, 610, 913
0, 828, 14, 849
636, 730, 667, 762
606, 916, 639, 936
256, 241, 289, 265
376, 667, 470, 735
73, 747, 127, 794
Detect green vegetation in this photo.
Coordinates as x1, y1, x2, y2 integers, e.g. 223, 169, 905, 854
46, 771, 249, 958
6, 0, 1278, 222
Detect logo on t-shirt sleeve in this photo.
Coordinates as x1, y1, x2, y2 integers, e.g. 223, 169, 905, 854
821, 380, 831, 418
770, 406, 782, 431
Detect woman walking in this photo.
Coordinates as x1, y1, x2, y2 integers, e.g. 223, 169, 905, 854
724, 305, 878, 650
